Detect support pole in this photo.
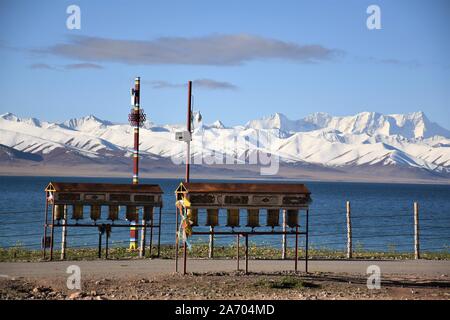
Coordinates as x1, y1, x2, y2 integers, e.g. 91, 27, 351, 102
282, 209, 287, 259
414, 202, 420, 260
175, 207, 179, 272
49, 203, 55, 261
208, 226, 214, 258
186, 81, 192, 183
157, 206, 162, 258
42, 198, 48, 260
139, 217, 147, 258
180, 80, 192, 274
295, 225, 299, 272
105, 228, 109, 259
305, 209, 309, 273
149, 216, 154, 258
245, 234, 249, 274
60, 205, 67, 260
183, 241, 187, 275
236, 234, 240, 271
346, 201, 352, 259
98, 229, 102, 259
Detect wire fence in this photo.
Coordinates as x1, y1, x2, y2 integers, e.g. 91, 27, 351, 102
0, 202, 448, 260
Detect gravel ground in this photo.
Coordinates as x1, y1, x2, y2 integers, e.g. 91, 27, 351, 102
1, 271, 449, 300
2, 259, 449, 277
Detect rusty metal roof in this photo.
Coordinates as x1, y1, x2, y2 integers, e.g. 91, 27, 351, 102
46, 182, 163, 193
176, 182, 310, 194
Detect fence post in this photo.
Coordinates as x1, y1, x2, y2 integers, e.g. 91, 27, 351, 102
346, 201, 352, 259
282, 209, 287, 259
60, 205, 67, 260
139, 216, 146, 258
414, 202, 420, 259
208, 226, 214, 258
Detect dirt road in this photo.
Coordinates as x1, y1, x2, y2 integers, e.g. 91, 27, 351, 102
1, 259, 449, 300
1, 259, 449, 279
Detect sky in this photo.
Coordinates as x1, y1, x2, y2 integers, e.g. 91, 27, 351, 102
0, 0, 449, 128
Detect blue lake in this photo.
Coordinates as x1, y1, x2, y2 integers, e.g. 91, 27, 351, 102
0, 176, 449, 253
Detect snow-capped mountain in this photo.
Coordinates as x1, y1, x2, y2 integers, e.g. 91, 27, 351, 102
1, 111, 449, 180
247, 111, 450, 139
62, 115, 114, 131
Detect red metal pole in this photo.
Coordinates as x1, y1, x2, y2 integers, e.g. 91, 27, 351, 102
186, 81, 192, 183
177, 81, 193, 273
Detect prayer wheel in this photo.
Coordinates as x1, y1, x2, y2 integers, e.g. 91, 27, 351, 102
206, 208, 219, 227
226, 209, 240, 228
108, 205, 119, 221
246, 209, 260, 228
187, 208, 198, 227
287, 209, 299, 228
90, 205, 101, 221
143, 206, 154, 221
266, 209, 280, 227
71, 204, 83, 220
126, 205, 138, 222
53, 205, 64, 220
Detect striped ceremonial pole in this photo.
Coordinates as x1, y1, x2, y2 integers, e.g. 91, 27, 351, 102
132, 77, 140, 185
130, 221, 138, 250
128, 77, 145, 250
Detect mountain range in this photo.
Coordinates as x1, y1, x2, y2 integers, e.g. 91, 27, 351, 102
1, 111, 449, 183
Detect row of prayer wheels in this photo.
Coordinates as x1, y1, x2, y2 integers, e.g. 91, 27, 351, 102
187, 208, 300, 228
53, 204, 154, 222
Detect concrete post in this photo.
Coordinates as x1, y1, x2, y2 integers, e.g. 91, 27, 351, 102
414, 202, 420, 260
346, 201, 352, 259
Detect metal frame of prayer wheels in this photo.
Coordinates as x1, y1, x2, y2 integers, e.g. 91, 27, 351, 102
174, 182, 311, 275
42, 182, 164, 261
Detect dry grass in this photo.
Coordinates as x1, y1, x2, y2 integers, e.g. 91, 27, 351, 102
1, 243, 449, 262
